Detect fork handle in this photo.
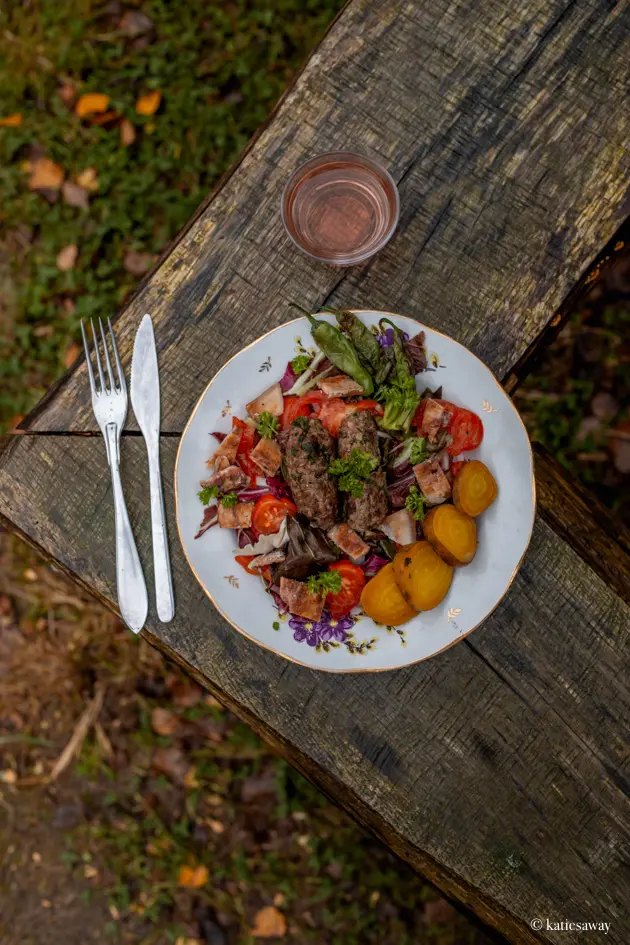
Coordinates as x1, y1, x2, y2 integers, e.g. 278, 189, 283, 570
146, 437, 175, 622
106, 424, 148, 633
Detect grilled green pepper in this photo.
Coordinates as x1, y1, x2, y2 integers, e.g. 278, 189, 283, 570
306, 314, 374, 395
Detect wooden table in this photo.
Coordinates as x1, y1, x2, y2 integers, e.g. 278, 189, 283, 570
2, 1, 630, 941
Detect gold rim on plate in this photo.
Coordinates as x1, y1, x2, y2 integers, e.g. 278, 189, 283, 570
174, 311, 536, 673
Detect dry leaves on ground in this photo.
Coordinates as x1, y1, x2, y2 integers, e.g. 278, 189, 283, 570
136, 90, 161, 116
56, 245, 78, 272
61, 180, 90, 209
251, 905, 287, 938
119, 10, 154, 36
57, 84, 76, 107
166, 675, 202, 707
151, 706, 179, 736
120, 118, 136, 147
123, 249, 155, 276
152, 745, 189, 783
177, 863, 209, 888
75, 93, 110, 118
610, 420, 630, 473
0, 113, 22, 127
76, 167, 99, 191
63, 342, 80, 368
28, 158, 64, 191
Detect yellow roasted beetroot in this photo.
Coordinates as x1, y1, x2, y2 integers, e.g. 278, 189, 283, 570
360, 563, 417, 626
452, 460, 497, 517
423, 505, 477, 567
393, 541, 453, 612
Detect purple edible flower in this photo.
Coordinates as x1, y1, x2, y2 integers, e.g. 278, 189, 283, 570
377, 327, 409, 348
279, 361, 297, 392
289, 612, 356, 646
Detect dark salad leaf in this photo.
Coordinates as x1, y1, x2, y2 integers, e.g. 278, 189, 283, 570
275, 514, 337, 580
404, 331, 427, 374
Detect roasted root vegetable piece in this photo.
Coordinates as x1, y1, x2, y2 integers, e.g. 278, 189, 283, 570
246, 382, 284, 418
250, 438, 282, 476
452, 460, 497, 517
423, 505, 477, 566
392, 541, 453, 611
360, 563, 417, 626
218, 502, 255, 529
279, 577, 324, 621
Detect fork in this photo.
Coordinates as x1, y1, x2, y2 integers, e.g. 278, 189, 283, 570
81, 318, 148, 633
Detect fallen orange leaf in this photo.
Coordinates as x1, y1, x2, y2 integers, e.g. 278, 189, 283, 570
63, 342, 80, 368
28, 158, 64, 191
151, 706, 179, 736
89, 109, 121, 126
56, 245, 78, 272
75, 93, 110, 118
251, 906, 287, 938
120, 118, 136, 147
136, 90, 161, 116
177, 863, 208, 888
62, 180, 90, 209
76, 167, 99, 191
0, 113, 22, 127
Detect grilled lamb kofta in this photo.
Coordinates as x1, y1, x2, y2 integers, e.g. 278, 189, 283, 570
337, 410, 388, 531
283, 417, 338, 529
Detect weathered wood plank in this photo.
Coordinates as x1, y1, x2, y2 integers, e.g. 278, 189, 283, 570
23, 0, 630, 434
1, 433, 628, 943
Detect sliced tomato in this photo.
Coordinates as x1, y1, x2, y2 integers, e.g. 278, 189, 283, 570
450, 459, 470, 477
232, 416, 261, 477
235, 555, 271, 582
448, 408, 483, 455
326, 560, 366, 617
281, 396, 311, 430
318, 398, 381, 437
299, 391, 327, 406
252, 495, 297, 535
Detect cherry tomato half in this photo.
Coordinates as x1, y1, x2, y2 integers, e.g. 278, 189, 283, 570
326, 560, 366, 617
448, 408, 483, 455
281, 397, 311, 430
318, 399, 381, 437
450, 459, 470, 477
252, 495, 297, 535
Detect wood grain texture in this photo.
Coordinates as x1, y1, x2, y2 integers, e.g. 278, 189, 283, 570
1, 433, 628, 943
23, 0, 630, 434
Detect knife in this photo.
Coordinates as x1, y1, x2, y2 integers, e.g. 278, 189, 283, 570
130, 313, 175, 622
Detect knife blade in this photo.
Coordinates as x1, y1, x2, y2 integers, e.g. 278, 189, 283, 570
130, 313, 175, 622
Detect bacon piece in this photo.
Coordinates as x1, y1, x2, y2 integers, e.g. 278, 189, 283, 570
413, 459, 452, 505
218, 502, 255, 529
317, 375, 364, 397
327, 524, 370, 562
200, 464, 249, 492
279, 577, 324, 621
419, 399, 453, 445
209, 427, 242, 468
250, 438, 282, 476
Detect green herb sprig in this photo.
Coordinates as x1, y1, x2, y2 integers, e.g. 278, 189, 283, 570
306, 570, 343, 595
255, 411, 280, 439
329, 449, 378, 498
220, 492, 238, 508
405, 486, 428, 522
198, 485, 219, 505
291, 354, 311, 376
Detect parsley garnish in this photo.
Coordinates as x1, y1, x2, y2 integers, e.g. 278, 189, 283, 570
306, 570, 343, 595
291, 354, 311, 376
405, 486, 428, 522
292, 416, 310, 432
409, 436, 428, 466
329, 449, 378, 498
255, 411, 280, 439
198, 485, 219, 505
376, 376, 420, 434
220, 492, 238, 508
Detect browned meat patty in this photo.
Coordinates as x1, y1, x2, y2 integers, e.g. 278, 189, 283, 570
283, 418, 338, 529
337, 410, 388, 531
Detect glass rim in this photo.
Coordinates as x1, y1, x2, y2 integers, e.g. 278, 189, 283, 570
280, 150, 400, 266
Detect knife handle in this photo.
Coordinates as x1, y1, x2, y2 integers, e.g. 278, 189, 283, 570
147, 437, 175, 622
106, 423, 148, 634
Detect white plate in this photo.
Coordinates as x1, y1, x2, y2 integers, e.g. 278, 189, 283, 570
175, 312, 535, 672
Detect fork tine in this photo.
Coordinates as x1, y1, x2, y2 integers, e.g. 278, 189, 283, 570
90, 318, 106, 392
80, 320, 98, 397
107, 318, 126, 392
99, 317, 116, 392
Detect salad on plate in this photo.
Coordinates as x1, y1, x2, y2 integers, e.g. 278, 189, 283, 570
194, 308, 497, 632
